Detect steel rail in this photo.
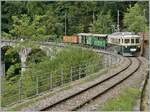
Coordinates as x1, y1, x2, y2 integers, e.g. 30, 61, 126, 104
72, 57, 141, 111
40, 57, 133, 111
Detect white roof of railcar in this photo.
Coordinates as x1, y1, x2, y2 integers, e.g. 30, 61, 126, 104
111, 32, 135, 35
92, 34, 107, 37
78, 33, 92, 36
108, 32, 140, 38
78, 33, 107, 37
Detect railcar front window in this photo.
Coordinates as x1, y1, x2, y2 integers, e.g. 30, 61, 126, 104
124, 39, 129, 43
131, 39, 134, 43
136, 39, 139, 43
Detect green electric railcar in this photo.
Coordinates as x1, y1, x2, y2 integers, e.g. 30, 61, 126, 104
78, 33, 107, 48
92, 34, 107, 48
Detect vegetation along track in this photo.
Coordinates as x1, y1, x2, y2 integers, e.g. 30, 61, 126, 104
40, 57, 141, 111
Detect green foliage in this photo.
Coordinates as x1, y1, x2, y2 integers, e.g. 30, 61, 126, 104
20, 47, 102, 97
1, 32, 13, 40
101, 87, 140, 111
10, 15, 31, 39
90, 11, 113, 34
26, 49, 48, 64
24, 47, 101, 76
2, 1, 149, 39
1, 1, 27, 32
6, 63, 21, 80
2, 47, 103, 106
1, 46, 12, 61
4, 48, 21, 80
123, 3, 148, 32
9, 14, 48, 41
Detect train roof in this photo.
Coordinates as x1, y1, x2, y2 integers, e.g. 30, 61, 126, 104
111, 32, 135, 35
78, 33, 107, 37
78, 33, 92, 36
92, 34, 107, 37
108, 32, 140, 38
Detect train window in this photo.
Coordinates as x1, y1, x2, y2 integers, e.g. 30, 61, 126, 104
131, 39, 134, 43
136, 39, 139, 43
124, 39, 129, 43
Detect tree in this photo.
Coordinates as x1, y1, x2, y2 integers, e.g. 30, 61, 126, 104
9, 15, 31, 39
123, 3, 148, 32
9, 14, 48, 41
26, 49, 47, 65
1, 1, 27, 32
90, 11, 114, 34
4, 48, 21, 80
43, 9, 64, 39
6, 63, 21, 80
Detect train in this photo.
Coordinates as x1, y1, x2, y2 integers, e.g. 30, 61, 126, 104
108, 32, 141, 56
63, 33, 107, 48
63, 32, 142, 56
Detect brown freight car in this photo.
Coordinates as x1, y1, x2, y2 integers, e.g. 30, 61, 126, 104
63, 35, 79, 44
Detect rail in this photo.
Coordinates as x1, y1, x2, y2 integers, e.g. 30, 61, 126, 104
40, 57, 141, 111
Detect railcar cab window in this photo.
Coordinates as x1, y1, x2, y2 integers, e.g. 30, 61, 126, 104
136, 38, 139, 43
131, 39, 134, 43
124, 39, 129, 43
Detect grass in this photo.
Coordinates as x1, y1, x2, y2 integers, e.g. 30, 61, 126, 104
100, 87, 140, 111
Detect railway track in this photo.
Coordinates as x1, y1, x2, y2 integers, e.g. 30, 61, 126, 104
40, 57, 141, 111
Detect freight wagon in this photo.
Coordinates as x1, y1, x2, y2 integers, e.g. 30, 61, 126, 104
63, 35, 79, 44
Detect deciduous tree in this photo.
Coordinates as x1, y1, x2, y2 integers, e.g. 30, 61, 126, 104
123, 3, 148, 32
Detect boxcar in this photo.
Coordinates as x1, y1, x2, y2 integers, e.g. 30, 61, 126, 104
63, 35, 79, 44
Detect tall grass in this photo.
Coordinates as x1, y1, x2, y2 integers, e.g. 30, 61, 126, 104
2, 46, 103, 107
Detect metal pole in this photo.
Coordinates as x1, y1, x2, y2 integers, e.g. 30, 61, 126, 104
48, 74, 51, 90
70, 67, 72, 82
61, 69, 64, 86
65, 12, 67, 35
79, 65, 81, 79
19, 78, 22, 102
108, 55, 110, 67
93, 11, 95, 23
110, 56, 112, 66
36, 76, 39, 95
117, 10, 120, 32
51, 73, 53, 89
107, 55, 109, 71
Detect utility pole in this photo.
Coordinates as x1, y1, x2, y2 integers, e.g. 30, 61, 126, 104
93, 11, 95, 23
65, 12, 67, 36
117, 10, 120, 32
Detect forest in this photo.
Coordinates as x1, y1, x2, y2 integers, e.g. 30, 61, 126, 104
2, 1, 149, 41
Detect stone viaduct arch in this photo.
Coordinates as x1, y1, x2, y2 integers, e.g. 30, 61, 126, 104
1, 40, 57, 73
